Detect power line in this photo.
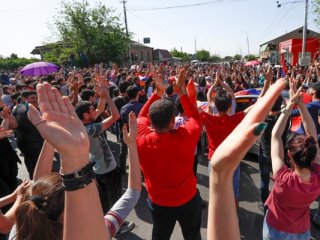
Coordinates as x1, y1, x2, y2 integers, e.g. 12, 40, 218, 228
127, 0, 246, 11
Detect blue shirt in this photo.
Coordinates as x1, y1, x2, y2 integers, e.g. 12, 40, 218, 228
120, 100, 144, 125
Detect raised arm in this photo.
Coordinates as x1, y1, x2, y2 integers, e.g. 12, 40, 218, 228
32, 83, 109, 240
271, 81, 300, 175
259, 66, 273, 98
0, 180, 30, 234
207, 78, 287, 240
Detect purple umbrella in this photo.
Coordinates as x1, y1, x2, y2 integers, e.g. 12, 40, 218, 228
20, 61, 60, 76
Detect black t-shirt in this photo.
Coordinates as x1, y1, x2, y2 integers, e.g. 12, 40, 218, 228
12, 103, 44, 146
113, 95, 129, 127
260, 113, 290, 160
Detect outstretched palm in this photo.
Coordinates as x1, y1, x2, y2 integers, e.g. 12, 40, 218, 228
28, 83, 89, 157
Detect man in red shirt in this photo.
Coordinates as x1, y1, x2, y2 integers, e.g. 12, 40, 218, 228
137, 68, 202, 240
201, 87, 251, 207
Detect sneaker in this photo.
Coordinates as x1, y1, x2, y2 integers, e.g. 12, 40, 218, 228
114, 221, 135, 237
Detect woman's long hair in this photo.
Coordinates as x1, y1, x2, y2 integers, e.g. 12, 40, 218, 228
15, 173, 64, 240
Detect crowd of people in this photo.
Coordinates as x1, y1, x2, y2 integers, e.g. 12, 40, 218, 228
0, 59, 320, 239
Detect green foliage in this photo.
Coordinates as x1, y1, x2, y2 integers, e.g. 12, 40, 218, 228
233, 54, 242, 61
53, 0, 131, 65
196, 49, 210, 61
9, 53, 18, 59
314, 0, 320, 26
244, 54, 258, 61
0, 58, 34, 71
224, 56, 233, 61
43, 43, 74, 66
170, 48, 192, 61
208, 54, 221, 62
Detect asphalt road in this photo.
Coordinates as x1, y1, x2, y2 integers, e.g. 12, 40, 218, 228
16, 132, 320, 240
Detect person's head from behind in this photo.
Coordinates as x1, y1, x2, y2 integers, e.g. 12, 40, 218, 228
214, 89, 232, 113
149, 99, 175, 133
118, 81, 131, 94
15, 173, 64, 240
287, 134, 317, 169
80, 89, 95, 103
126, 85, 139, 101
74, 101, 95, 123
21, 90, 38, 106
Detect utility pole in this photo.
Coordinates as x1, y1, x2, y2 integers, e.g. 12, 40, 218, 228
301, 0, 308, 65
277, 0, 308, 65
246, 34, 250, 56
120, 0, 131, 64
121, 0, 129, 36
194, 38, 197, 54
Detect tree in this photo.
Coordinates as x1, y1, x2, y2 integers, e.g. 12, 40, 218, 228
9, 53, 18, 59
196, 49, 210, 61
244, 54, 257, 61
208, 54, 221, 62
224, 56, 233, 61
233, 54, 242, 61
170, 48, 192, 61
314, 0, 320, 26
53, 0, 131, 65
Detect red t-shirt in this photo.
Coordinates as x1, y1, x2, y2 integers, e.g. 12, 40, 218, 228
201, 111, 245, 159
265, 163, 320, 233
137, 94, 202, 206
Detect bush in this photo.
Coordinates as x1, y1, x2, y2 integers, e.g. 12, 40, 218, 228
0, 58, 35, 71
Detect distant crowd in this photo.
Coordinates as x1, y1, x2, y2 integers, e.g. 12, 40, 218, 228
1, 59, 320, 240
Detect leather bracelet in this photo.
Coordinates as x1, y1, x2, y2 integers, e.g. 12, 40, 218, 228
60, 162, 95, 180
62, 171, 95, 191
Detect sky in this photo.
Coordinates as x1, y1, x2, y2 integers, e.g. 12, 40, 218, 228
0, 0, 318, 58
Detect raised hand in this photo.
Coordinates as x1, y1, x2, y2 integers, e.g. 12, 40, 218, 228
173, 68, 187, 96
122, 112, 137, 146
27, 83, 89, 158
153, 64, 165, 96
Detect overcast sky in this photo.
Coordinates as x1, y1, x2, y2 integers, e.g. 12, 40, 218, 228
0, 0, 318, 58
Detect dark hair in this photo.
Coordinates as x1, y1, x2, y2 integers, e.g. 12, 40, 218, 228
198, 76, 206, 87
80, 89, 95, 101
175, 97, 184, 114
271, 95, 283, 112
126, 86, 139, 100
118, 81, 131, 94
287, 134, 317, 169
149, 99, 174, 131
74, 101, 92, 120
165, 84, 174, 96
11, 92, 21, 101
214, 89, 232, 112
2, 85, 12, 94
21, 90, 37, 99
15, 173, 64, 240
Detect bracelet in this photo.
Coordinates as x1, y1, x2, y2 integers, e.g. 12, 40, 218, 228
60, 162, 94, 180
62, 171, 95, 191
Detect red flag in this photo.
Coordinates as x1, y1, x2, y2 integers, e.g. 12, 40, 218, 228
186, 78, 197, 107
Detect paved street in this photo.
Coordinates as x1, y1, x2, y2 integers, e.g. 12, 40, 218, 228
16, 132, 320, 240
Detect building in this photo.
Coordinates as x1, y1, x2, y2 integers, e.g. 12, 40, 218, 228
259, 27, 320, 65
153, 49, 172, 64
130, 41, 153, 64
31, 42, 70, 60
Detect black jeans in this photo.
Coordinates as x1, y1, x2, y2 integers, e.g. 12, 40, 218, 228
258, 149, 272, 206
95, 168, 122, 214
147, 190, 202, 240
118, 130, 128, 174
18, 143, 42, 179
